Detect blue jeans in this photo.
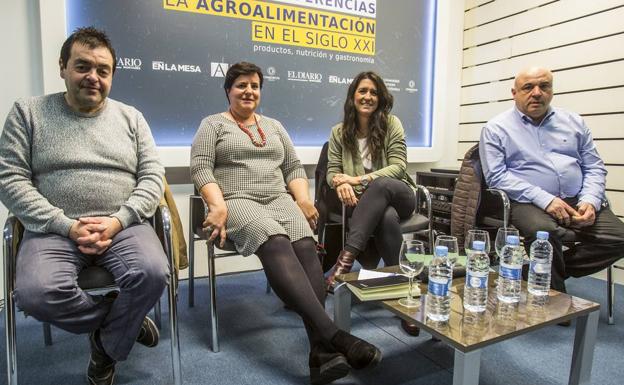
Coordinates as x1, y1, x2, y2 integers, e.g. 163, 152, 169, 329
14, 222, 169, 361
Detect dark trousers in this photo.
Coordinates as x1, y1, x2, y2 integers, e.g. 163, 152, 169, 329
14, 223, 169, 361
510, 198, 624, 292
343, 177, 416, 267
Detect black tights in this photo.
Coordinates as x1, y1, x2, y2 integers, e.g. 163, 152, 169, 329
256, 235, 338, 347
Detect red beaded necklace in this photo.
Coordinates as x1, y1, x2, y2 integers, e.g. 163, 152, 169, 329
229, 109, 267, 147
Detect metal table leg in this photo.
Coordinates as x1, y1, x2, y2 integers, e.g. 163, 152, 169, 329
569, 310, 599, 385
333, 283, 352, 332
453, 349, 481, 385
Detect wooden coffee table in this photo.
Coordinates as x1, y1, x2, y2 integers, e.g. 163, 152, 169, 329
333, 267, 600, 385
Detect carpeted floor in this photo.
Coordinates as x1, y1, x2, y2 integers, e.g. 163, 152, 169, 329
0, 272, 621, 385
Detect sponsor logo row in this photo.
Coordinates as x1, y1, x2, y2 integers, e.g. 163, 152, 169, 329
117, 57, 418, 92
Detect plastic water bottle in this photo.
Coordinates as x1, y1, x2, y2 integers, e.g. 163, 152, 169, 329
427, 245, 453, 322
464, 240, 490, 312
497, 235, 523, 303
528, 231, 553, 296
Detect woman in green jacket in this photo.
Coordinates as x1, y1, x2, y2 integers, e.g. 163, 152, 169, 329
325, 71, 416, 288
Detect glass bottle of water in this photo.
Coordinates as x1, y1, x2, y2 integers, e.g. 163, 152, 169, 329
427, 245, 453, 322
528, 231, 553, 296
464, 240, 490, 312
497, 235, 523, 303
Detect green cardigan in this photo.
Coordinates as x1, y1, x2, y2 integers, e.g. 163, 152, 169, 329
326, 114, 416, 195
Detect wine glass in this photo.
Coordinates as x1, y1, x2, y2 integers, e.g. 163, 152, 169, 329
495, 227, 520, 263
465, 229, 491, 258
398, 240, 426, 308
435, 235, 459, 266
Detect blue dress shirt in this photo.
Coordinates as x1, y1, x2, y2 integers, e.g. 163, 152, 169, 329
479, 106, 606, 211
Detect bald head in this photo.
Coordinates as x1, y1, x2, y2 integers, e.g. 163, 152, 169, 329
512, 67, 554, 123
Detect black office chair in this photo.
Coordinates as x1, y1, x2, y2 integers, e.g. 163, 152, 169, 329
314, 142, 434, 269
314, 142, 348, 271
187, 189, 270, 352
3, 205, 182, 385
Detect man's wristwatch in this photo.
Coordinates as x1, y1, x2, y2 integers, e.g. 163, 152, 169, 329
360, 175, 370, 188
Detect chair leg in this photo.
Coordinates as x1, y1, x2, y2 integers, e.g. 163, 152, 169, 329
341, 204, 347, 248
43, 322, 53, 346
159, 205, 182, 385
153, 299, 163, 330
607, 265, 615, 325
167, 269, 182, 385
5, 294, 18, 385
188, 196, 196, 308
208, 242, 219, 352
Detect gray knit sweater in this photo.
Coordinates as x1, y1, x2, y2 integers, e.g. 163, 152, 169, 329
0, 93, 164, 236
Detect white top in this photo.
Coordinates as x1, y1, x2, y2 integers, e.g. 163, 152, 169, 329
357, 137, 372, 171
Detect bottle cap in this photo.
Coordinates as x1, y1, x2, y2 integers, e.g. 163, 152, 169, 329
435, 245, 448, 256
536, 231, 549, 240
472, 240, 485, 251
506, 235, 520, 245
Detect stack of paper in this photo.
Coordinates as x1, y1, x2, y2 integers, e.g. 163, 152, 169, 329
346, 270, 421, 302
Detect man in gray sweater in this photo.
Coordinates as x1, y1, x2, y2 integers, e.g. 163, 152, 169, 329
0, 27, 168, 385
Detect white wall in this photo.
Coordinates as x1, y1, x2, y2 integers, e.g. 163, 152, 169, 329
458, 0, 624, 283
0, 0, 44, 295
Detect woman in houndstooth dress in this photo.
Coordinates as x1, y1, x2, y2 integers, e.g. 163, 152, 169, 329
191, 62, 381, 384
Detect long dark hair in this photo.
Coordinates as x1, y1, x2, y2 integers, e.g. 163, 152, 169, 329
341, 71, 393, 162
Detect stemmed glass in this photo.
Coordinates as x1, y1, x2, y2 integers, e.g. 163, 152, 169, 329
398, 240, 426, 308
495, 228, 520, 263
465, 229, 491, 257
435, 235, 459, 266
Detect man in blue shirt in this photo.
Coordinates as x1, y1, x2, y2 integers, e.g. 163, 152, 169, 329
480, 66, 624, 293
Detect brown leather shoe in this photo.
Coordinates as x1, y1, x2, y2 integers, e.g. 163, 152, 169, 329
400, 319, 421, 336
325, 250, 356, 291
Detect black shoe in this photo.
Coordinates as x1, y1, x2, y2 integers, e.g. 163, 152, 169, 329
136, 316, 159, 348
400, 319, 421, 336
330, 330, 382, 370
309, 344, 351, 385
87, 331, 116, 385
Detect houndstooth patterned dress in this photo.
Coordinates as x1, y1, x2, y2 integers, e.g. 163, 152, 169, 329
191, 113, 313, 256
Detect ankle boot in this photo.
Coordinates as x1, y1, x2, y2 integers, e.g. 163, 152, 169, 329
309, 344, 350, 385
325, 250, 356, 290
330, 330, 382, 370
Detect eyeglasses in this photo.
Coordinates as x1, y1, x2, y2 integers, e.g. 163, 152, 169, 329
518, 82, 552, 94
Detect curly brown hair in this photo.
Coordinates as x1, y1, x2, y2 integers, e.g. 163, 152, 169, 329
341, 71, 393, 162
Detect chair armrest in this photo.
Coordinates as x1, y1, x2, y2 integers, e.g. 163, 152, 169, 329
4, 215, 24, 300
3, 215, 24, 260
414, 184, 433, 222
414, 184, 434, 249
190, 194, 207, 237
486, 188, 510, 228
153, 205, 177, 280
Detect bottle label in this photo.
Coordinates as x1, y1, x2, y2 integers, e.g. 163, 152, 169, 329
530, 261, 550, 274
428, 277, 449, 296
466, 272, 488, 289
499, 264, 522, 280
